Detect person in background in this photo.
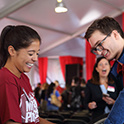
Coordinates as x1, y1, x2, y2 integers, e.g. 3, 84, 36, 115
54, 80, 60, 93
39, 82, 49, 111
0, 25, 53, 124
80, 78, 86, 88
68, 76, 84, 111
61, 78, 86, 111
46, 82, 62, 111
34, 82, 42, 103
61, 86, 70, 111
54, 80, 59, 87
54, 80, 66, 95
41, 82, 49, 102
80, 78, 86, 97
84, 16, 124, 123
80, 78, 86, 109
84, 57, 119, 119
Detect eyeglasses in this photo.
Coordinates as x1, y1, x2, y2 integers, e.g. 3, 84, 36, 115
91, 32, 111, 55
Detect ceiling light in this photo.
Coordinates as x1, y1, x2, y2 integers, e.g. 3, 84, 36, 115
57, 0, 62, 2
55, 0, 68, 13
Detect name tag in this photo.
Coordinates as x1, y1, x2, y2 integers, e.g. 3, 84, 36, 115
107, 86, 115, 92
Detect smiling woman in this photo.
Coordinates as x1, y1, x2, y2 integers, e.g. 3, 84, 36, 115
84, 56, 119, 120
0, 25, 53, 124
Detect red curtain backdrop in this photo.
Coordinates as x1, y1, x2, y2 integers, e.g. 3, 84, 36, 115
59, 56, 83, 80
86, 41, 96, 82
38, 57, 48, 84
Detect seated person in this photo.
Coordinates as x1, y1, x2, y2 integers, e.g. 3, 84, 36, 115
46, 82, 62, 111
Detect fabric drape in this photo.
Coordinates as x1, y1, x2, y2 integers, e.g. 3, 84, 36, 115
38, 57, 48, 84
86, 41, 96, 82
59, 56, 83, 80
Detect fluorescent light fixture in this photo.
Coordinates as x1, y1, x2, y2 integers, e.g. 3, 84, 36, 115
55, 1, 68, 13
80, 10, 101, 26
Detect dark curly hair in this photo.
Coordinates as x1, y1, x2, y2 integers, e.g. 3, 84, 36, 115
85, 16, 124, 41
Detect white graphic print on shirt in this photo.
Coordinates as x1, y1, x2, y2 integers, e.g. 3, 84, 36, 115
20, 88, 39, 123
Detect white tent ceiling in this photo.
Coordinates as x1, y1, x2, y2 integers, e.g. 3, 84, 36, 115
0, 0, 124, 59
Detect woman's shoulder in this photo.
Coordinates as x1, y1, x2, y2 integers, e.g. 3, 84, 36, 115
87, 79, 93, 85
86, 80, 98, 87
55, 90, 59, 94
55, 90, 60, 96
0, 68, 20, 87
0, 67, 15, 80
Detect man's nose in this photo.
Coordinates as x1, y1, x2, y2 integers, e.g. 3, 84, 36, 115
97, 50, 102, 55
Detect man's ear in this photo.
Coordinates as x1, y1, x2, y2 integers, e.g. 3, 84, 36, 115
8, 45, 16, 56
112, 30, 120, 40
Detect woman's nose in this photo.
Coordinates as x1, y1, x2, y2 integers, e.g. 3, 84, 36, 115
32, 54, 38, 61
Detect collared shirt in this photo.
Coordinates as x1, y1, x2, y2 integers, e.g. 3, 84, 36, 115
111, 49, 124, 91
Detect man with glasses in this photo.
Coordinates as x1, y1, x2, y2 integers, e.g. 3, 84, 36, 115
85, 16, 124, 124
90, 32, 111, 56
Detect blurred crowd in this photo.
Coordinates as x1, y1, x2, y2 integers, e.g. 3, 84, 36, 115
34, 77, 86, 112
34, 57, 120, 122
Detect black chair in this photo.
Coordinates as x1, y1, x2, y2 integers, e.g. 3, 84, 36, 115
71, 113, 91, 123
47, 113, 65, 121
59, 111, 72, 119
39, 111, 48, 118
88, 113, 109, 124
46, 118, 63, 124
47, 110, 59, 113
63, 119, 88, 124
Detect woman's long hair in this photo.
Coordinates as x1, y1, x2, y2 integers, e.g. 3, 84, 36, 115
47, 82, 55, 98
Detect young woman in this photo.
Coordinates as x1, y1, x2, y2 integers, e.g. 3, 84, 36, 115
46, 82, 62, 111
84, 57, 119, 119
0, 25, 53, 124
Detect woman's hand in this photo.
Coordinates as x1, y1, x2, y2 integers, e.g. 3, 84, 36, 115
102, 96, 115, 105
88, 101, 97, 109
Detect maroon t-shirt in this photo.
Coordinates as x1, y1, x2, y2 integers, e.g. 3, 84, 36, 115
0, 67, 40, 124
